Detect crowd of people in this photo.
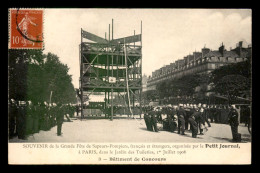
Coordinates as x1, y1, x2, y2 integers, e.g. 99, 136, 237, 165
8, 99, 78, 139
142, 103, 251, 142
8, 98, 250, 142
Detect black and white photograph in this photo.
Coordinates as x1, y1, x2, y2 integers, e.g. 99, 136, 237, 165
8, 8, 252, 164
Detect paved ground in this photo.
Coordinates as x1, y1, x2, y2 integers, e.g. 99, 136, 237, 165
9, 115, 251, 143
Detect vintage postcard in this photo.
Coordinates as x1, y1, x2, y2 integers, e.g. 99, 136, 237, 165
8, 8, 252, 164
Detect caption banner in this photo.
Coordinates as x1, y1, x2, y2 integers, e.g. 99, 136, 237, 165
9, 143, 251, 164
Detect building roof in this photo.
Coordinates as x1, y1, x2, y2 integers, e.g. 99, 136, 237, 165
223, 51, 239, 58
188, 55, 194, 61
204, 49, 249, 58
204, 50, 221, 57
194, 52, 202, 60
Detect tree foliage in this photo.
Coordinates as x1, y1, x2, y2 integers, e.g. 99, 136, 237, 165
8, 49, 77, 104
148, 74, 206, 104
143, 90, 159, 102
156, 74, 202, 99
210, 60, 251, 85
214, 75, 250, 104
210, 59, 251, 104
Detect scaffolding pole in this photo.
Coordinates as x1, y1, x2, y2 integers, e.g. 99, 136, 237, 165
80, 28, 84, 120
140, 21, 143, 119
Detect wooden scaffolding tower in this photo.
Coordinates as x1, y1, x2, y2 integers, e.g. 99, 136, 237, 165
79, 19, 142, 120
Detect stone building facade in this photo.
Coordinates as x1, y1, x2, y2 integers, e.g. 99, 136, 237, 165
147, 41, 251, 92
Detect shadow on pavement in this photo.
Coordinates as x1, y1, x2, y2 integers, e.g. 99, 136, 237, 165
241, 134, 251, 143
139, 127, 148, 131
211, 137, 237, 143
139, 127, 163, 133
212, 135, 251, 143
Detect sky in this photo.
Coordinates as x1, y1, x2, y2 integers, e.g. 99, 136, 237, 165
43, 9, 251, 89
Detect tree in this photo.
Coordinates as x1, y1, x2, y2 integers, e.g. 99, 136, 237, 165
143, 90, 159, 103
154, 74, 202, 104
210, 59, 251, 104
210, 59, 251, 85
9, 49, 44, 101
176, 74, 201, 97
8, 50, 77, 104
213, 75, 250, 105
40, 53, 77, 104
195, 73, 212, 103
167, 74, 200, 97
156, 81, 168, 100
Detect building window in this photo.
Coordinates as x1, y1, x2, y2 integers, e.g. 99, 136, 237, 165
209, 63, 215, 69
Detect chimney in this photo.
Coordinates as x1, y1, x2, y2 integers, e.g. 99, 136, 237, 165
236, 41, 243, 57
239, 41, 243, 57
218, 42, 225, 57
184, 56, 189, 65
193, 52, 202, 60
247, 46, 252, 59
202, 47, 210, 57
239, 41, 243, 48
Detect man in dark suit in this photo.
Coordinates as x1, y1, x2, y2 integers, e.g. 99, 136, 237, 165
244, 105, 250, 127
197, 108, 206, 135
203, 105, 211, 127
168, 106, 177, 133
156, 107, 163, 123
17, 101, 27, 139
184, 104, 192, 130
56, 103, 64, 136
144, 107, 153, 131
228, 105, 241, 142
177, 104, 186, 135
188, 114, 198, 138
211, 105, 217, 123
9, 99, 17, 138
150, 108, 158, 132
190, 108, 206, 137
25, 101, 34, 135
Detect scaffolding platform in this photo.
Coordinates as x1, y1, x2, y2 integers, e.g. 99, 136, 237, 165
79, 19, 143, 120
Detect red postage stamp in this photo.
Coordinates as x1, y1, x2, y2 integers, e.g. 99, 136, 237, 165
9, 9, 44, 49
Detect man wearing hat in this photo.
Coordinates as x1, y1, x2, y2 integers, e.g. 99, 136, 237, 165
17, 101, 27, 139
188, 113, 198, 138
167, 105, 177, 132
202, 104, 211, 127
244, 105, 250, 127
56, 103, 64, 136
9, 99, 17, 138
209, 105, 215, 123
198, 107, 207, 135
191, 107, 206, 136
177, 104, 186, 135
228, 105, 241, 142
150, 107, 159, 132
184, 104, 192, 130
156, 107, 163, 123
25, 101, 34, 135
144, 107, 153, 131
38, 102, 46, 131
